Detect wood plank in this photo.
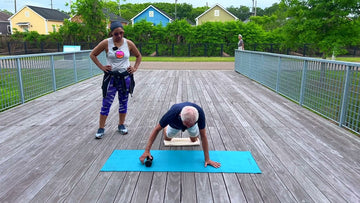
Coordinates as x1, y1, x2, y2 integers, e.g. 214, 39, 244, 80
0, 63, 359, 202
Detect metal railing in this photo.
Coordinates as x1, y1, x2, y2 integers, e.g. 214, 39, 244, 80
0, 50, 106, 111
235, 50, 360, 134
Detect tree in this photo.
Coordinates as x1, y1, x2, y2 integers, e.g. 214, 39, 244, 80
58, 19, 86, 43
249, 3, 288, 32
0, 9, 13, 15
281, 0, 360, 57
174, 3, 193, 20
70, 0, 107, 42
263, 3, 281, 16
166, 19, 193, 43
250, 15, 280, 31
114, 3, 146, 21
124, 20, 154, 43
227, 6, 251, 21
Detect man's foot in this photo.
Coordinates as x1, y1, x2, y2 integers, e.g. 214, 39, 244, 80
118, 124, 128, 135
95, 128, 105, 139
163, 127, 172, 141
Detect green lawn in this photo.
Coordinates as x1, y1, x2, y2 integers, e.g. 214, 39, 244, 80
334, 57, 360, 63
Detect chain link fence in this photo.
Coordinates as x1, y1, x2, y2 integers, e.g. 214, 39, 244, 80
1, 40, 360, 57
0, 51, 105, 111
235, 50, 360, 135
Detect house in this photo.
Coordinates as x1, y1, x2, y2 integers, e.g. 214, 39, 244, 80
131, 5, 173, 27
195, 4, 238, 26
71, 9, 129, 28
8, 5, 70, 34
106, 11, 129, 26
0, 12, 11, 35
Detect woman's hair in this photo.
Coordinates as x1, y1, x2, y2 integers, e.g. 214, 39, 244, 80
238, 34, 242, 37
110, 21, 123, 32
180, 106, 199, 125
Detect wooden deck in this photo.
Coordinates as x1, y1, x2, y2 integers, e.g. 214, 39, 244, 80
0, 62, 359, 202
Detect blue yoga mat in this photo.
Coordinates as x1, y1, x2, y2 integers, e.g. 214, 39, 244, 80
101, 150, 261, 173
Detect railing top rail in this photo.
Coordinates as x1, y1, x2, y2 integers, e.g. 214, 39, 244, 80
237, 50, 360, 67
0, 50, 92, 60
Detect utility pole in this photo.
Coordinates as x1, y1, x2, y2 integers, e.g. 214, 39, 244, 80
175, 0, 177, 20
119, 0, 121, 16
14, 0, 17, 13
252, 0, 257, 16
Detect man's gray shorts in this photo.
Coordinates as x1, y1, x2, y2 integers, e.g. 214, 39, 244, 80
166, 124, 199, 138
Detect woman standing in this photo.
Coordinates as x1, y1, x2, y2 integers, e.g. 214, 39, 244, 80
238, 34, 244, 50
90, 21, 142, 139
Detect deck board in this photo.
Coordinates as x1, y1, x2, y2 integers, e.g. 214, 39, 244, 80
0, 62, 359, 202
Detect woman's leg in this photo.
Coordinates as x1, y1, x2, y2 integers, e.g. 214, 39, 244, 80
117, 77, 130, 134
99, 78, 117, 128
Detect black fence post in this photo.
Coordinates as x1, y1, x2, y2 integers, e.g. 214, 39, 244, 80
156, 44, 159, 56
353, 47, 357, 56
41, 42, 44, 52
172, 44, 175, 56
303, 44, 307, 56
138, 43, 142, 54
188, 44, 191, 57
24, 42, 28, 54
204, 44, 207, 56
7, 42, 11, 55
220, 44, 223, 57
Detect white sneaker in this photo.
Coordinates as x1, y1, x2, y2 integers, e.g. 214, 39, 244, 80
118, 125, 128, 135
95, 128, 105, 139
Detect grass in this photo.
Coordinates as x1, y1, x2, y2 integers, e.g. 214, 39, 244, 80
334, 57, 360, 63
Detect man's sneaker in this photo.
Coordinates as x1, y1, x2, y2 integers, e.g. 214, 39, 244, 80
95, 128, 105, 139
118, 124, 128, 135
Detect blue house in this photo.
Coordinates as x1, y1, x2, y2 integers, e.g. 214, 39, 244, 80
131, 5, 173, 26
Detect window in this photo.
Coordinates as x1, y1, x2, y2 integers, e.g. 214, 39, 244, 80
7, 25, 11, 33
16, 22, 30, 32
52, 25, 56, 32
214, 10, 219, 16
149, 11, 154, 17
25, 11, 30, 17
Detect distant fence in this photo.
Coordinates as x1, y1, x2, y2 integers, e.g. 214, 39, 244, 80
2, 41, 360, 57
0, 41, 97, 55
0, 50, 105, 111
235, 50, 360, 135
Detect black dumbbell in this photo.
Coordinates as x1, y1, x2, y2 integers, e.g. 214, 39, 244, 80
145, 156, 153, 167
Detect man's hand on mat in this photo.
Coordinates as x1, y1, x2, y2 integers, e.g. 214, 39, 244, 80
139, 152, 152, 164
205, 160, 221, 168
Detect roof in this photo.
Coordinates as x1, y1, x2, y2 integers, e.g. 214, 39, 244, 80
195, 3, 238, 21
0, 11, 11, 21
70, 9, 129, 24
130, 5, 173, 21
27, 5, 69, 21
103, 9, 129, 24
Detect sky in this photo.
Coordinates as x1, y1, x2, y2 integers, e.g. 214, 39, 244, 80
2, 0, 280, 14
